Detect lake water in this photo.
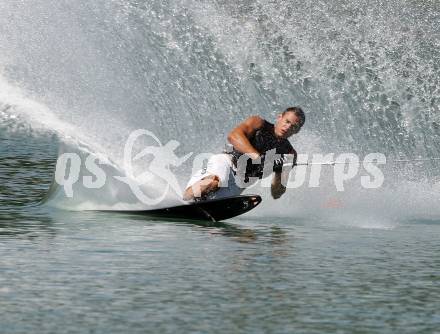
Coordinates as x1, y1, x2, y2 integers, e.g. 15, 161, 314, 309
1, 134, 439, 333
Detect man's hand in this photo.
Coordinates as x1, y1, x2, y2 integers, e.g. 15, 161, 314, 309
273, 154, 287, 173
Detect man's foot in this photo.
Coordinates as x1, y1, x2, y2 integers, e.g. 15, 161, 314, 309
183, 175, 220, 202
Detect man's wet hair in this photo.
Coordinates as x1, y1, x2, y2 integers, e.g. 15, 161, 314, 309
283, 106, 305, 127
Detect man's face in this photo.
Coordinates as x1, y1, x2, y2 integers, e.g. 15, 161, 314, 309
274, 112, 302, 138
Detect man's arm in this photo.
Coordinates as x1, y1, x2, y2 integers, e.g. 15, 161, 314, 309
271, 148, 297, 199
227, 116, 265, 159
271, 172, 286, 199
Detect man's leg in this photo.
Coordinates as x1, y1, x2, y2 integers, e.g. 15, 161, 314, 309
183, 175, 221, 201
183, 154, 233, 201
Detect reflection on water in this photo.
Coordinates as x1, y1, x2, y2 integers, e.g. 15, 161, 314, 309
0, 216, 56, 239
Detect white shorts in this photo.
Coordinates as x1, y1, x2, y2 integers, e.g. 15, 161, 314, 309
185, 153, 244, 199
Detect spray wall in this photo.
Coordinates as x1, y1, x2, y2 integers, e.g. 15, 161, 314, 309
1, 0, 439, 219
